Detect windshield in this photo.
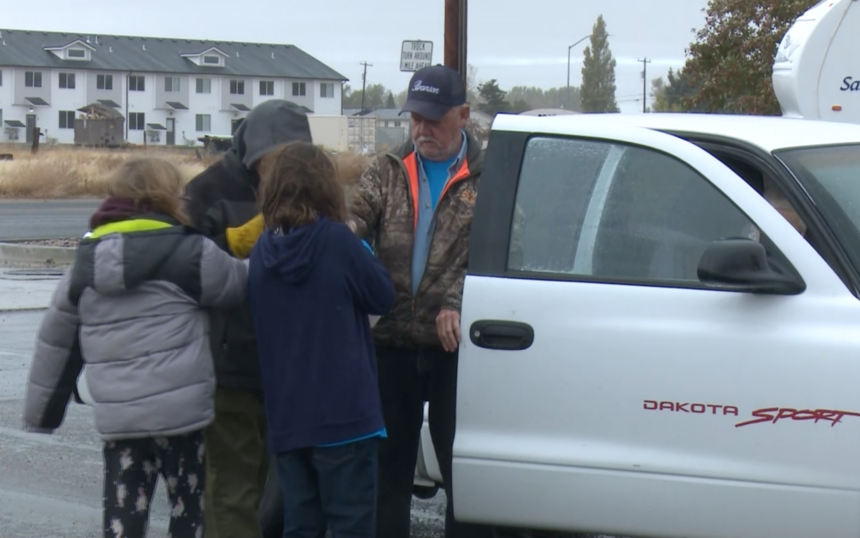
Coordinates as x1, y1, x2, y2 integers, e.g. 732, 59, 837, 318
775, 143, 860, 270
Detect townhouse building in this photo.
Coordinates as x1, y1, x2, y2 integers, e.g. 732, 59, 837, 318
0, 29, 347, 146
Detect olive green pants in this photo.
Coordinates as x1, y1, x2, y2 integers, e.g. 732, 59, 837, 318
204, 387, 269, 538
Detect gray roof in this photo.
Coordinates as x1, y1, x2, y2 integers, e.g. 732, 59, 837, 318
373, 108, 409, 120
0, 29, 347, 81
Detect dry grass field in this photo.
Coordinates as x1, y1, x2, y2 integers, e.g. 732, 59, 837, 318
0, 144, 371, 199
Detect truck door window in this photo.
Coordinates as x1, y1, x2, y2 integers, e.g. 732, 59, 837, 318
508, 136, 756, 286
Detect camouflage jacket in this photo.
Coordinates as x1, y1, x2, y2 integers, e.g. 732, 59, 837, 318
348, 132, 482, 350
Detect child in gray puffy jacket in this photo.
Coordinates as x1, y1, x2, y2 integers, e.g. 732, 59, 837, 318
23, 157, 248, 538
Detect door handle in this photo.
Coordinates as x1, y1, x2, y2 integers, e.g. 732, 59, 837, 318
469, 320, 534, 351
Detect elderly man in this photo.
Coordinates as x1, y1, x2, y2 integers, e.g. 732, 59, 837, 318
348, 65, 494, 538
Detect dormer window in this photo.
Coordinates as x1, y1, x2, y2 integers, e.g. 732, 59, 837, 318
44, 40, 95, 61
180, 47, 228, 67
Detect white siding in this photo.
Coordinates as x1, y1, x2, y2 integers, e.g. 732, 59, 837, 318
0, 65, 343, 145
312, 81, 342, 115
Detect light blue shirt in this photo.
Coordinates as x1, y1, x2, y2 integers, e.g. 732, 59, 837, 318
411, 131, 468, 296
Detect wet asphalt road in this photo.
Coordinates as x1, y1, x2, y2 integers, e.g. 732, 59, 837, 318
0, 199, 99, 240
0, 309, 448, 538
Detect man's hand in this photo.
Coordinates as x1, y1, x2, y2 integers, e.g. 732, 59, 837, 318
436, 308, 461, 353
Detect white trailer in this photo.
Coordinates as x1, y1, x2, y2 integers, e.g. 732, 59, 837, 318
773, 0, 860, 123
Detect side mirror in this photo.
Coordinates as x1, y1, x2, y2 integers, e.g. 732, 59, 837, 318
697, 238, 805, 295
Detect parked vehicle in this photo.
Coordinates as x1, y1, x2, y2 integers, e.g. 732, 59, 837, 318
419, 111, 860, 538
76, 110, 860, 536
773, 0, 860, 124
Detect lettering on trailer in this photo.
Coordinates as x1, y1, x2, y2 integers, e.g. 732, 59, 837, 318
400, 40, 434, 72
643, 400, 860, 429
840, 77, 860, 92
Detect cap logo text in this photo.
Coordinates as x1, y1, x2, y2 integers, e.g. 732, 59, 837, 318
412, 80, 440, 94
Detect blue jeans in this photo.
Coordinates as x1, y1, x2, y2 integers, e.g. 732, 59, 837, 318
276, 436, 379, 538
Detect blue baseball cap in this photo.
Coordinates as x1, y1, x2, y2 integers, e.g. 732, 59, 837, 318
401, 65, 467, 121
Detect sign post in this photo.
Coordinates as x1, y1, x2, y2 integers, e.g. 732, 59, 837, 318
400, 40, 434, 72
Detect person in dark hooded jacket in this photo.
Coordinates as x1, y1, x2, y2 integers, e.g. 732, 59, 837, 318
248, 141, 395, 537
183, 99, 313, 538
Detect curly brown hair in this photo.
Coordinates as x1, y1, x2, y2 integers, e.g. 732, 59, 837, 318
258, 141, 346, 230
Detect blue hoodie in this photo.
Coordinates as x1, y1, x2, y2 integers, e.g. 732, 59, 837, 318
247, 216, 395, 453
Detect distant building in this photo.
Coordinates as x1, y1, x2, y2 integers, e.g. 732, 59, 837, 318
0, 29, 347, 146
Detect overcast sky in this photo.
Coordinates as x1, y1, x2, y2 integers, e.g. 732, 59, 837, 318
3, 0, 710, 113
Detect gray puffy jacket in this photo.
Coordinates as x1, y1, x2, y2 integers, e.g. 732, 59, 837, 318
23, 216, 248, 440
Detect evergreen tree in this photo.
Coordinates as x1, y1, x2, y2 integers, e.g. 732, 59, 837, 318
580, 15, 619, 113
478, 79, 510, 116
385, 91, 396, 109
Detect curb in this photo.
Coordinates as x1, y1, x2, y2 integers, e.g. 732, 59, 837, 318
0, 242, 76, 265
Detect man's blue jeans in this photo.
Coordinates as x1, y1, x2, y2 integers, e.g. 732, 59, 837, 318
275, 436, 379, 538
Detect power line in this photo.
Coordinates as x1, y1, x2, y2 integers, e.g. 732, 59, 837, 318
637, 57, 651, 113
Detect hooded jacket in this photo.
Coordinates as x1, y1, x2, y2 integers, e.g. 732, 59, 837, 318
22, 213, 248, 440
183, 100, 313, 392
247, 217, 395, 452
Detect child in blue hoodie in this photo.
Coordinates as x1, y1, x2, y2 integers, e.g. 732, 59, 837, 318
247, 140, 395, 538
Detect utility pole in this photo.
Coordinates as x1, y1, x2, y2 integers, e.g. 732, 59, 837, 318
638, 57, 651, 113
359, 61, 372, 113
444, 0, 468, 83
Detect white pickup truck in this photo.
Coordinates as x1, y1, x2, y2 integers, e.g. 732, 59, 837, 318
75, 110, 860, 538
412, 111, 860, 538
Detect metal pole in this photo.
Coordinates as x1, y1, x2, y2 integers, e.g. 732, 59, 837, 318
458, 0, 468, 84
359, 61, 372, 113
567, 46, 571, 109
638, 57, 651, 113
445, 0, 459, 71
566, 35, 592, 110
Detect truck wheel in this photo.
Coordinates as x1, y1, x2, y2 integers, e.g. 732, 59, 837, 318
411, 484, 439, 499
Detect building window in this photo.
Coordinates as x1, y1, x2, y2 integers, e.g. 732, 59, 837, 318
128, 112, 145, 131
292, 82, 306, 97
59, 73, 76, 89
58, 110, 76, 129
0, 70, 3, 86
320, 83, 334, 98
196, 114, 211, 132
165, 77, 180, 92
196, 78, 211, 94
230, 80, 245, 95
67, 49, 86, 59
97, 74, 113, 90
129, 75, 145, 91
203, 55, 221, 65
25, 71, 42, 88
259, 80, 274, 96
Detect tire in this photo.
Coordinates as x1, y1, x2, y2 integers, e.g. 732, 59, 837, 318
411, 484, 439, 500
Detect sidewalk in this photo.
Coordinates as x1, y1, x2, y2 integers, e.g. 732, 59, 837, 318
0, 271, 61, 312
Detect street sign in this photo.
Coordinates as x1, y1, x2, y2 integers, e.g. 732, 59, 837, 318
400, 40, 434, 72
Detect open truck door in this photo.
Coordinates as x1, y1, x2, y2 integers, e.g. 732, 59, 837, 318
452, 114, 860, 538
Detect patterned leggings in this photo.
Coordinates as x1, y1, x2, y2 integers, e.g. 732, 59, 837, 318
102, 430, 205, 538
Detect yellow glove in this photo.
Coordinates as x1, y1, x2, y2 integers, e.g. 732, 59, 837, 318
225, 213, 265, 259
